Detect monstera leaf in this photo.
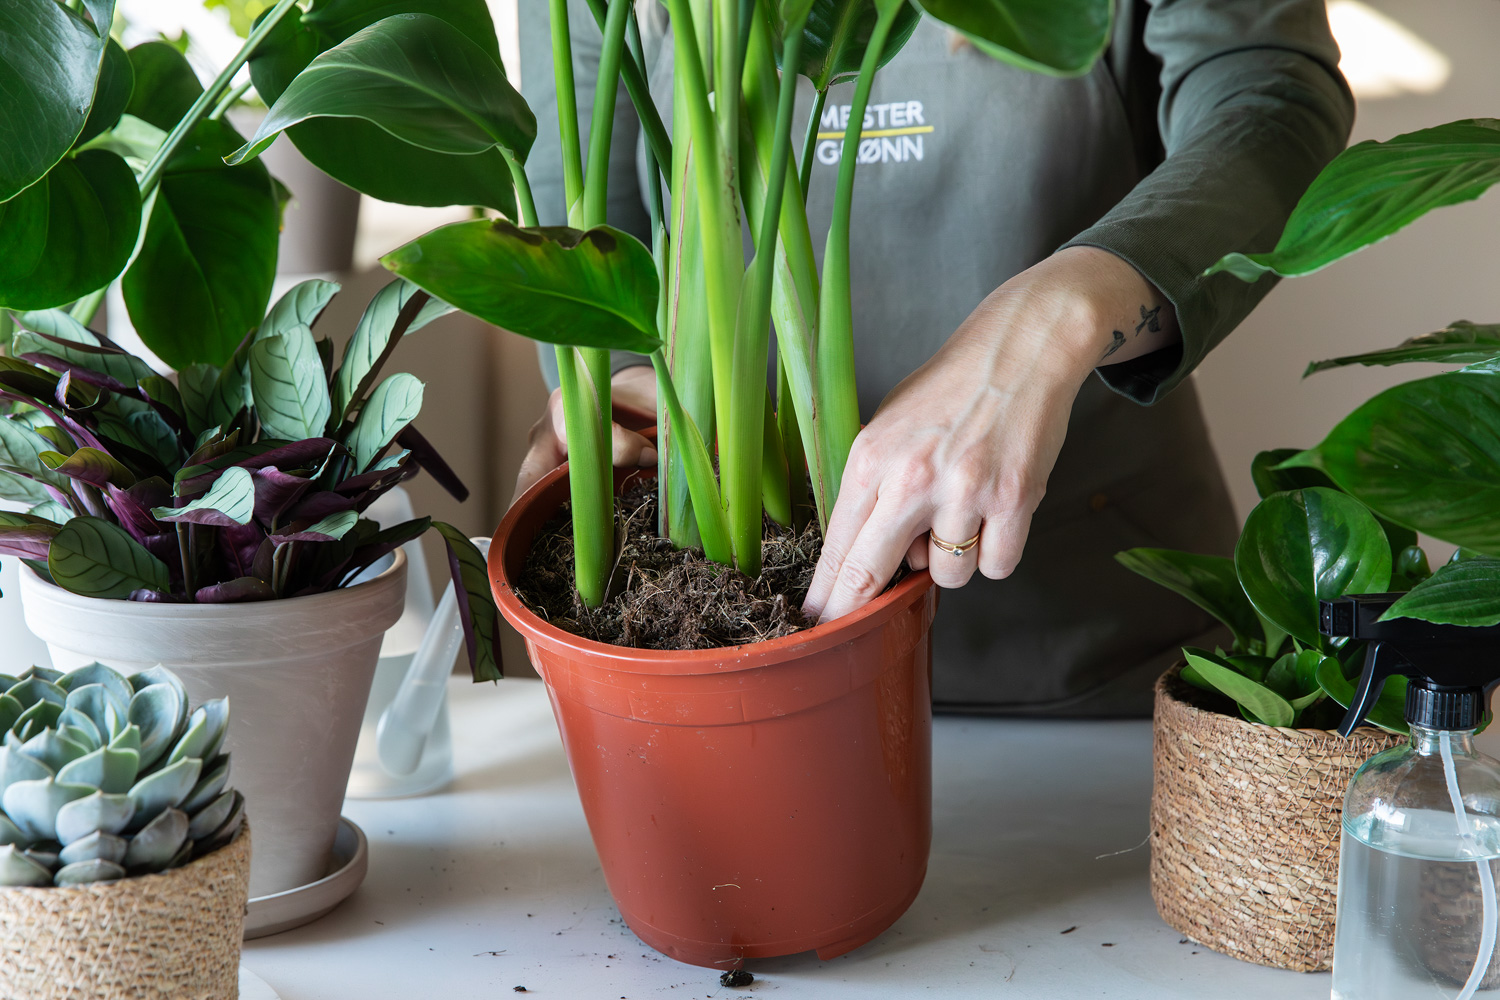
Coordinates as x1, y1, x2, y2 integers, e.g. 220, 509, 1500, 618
246, 0, 522, 213
1210, 120, 1500, 281
914, 0, 1113, 76
382, 221, 661, 353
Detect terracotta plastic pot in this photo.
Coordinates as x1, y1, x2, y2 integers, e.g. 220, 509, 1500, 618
490, 465, 937, 969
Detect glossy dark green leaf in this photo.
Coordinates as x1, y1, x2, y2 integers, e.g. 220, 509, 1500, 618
1183, 650, 1294, 728
123, 41, 202, 132
347, 374, 423, 472
1286, 373, 1500, 555
383, 221, 661, 353
1381, 558, 1500, 627
1209, 120, 1500, 281
1304, 321, 1500, 375
0, 150, 142, 311
48, 516, 171, 600
1316, 653, 1409, 735
1234, 488, 1393, 649
230, 14, 534, 168
787, 0, 922, 90
246, 1, 519, 213
432, 521, 500, 682
1392, 544, 1433, 591
122, 118, 280, 369
0, 0, 108, 200
249, 328, 332, 441
1114, 548, 1260, 652
76, 38, 134, 149
913, 0, 1113, 77
332, 279, 451, 419
1253, 448, 1417, 561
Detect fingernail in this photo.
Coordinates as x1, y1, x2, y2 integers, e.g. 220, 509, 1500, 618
640, 447, 658, 465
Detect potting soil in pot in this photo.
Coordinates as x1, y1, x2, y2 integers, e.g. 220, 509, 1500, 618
517, 479, 835, 649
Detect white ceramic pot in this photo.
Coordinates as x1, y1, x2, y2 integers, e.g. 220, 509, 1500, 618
18, 554, 406, 899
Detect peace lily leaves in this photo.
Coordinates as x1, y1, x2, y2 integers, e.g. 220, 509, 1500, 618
48, 517, 172, 600
913, 0, 1114, 77
1286, 373, 1500, 555
1210, 120, 1500, 281
1317, 654, 1410, 735
383, 221, 662, 354
1183, 650, 1295, 728
1304, 321, 1500, 375
250, 327, 334, 442
787, 0, 923, 90
1380, 558, 1500, 628
1234, 488, 1393, 650
1113, 549, 1263, 653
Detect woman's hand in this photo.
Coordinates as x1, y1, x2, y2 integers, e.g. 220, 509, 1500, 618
511, 365, 659, 504
803, 246, 1179, 622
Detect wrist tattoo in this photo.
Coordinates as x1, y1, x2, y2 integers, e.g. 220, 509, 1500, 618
1135, 304, 1162, 335
1102, 329, 1126, 360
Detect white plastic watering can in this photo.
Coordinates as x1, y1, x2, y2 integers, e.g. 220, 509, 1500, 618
346, 488, 489, 798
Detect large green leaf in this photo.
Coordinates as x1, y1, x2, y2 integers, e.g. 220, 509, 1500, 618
245, 1, 519, 213
77, 38, 134, 149
1287, 373, 1500, 555
347, 373, 424, 472
1234, 488, 1393, 650
249, 328, 333, 441
0, 150, 142, 310
787, 0, 923, 90
1381, 558, 1500, 627
0, 0, 108, 200
1114, 548, 1260, 652
913, 0, 1113, 77
230, 14, 534, 167
332, 279, 451, 419
1209, 120, 1500, 281
383, 221, 661, 353
1316, 653, 1408, 735
48, 517, 171, 599
1252, 447, 1417, 562
1305, 321, 1500, 375
123, 42, 202, 132
1183, 650, 1294, 728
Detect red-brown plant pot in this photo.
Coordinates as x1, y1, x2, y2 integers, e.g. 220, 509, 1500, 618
489, 464, 937, 969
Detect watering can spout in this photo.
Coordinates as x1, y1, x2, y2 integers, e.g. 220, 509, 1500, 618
377, 535, 490, 777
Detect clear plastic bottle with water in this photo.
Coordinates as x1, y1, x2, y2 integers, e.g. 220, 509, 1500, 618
1332, 721, 1500, 999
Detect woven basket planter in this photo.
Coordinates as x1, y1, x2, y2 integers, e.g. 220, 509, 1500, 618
1150, 667, 1402, 972
0, 825, 251, 1000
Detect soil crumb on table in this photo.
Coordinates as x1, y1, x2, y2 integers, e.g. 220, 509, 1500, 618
516, 479, 823, 650
719, 969, 754, 987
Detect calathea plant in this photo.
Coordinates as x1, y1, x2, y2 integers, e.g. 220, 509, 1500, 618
226, 0, 1116, 609
0, 662, 240, 887
0, 280, 499, 680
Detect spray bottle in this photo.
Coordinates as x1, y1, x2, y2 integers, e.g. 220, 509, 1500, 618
1322, 594, 1500, 1000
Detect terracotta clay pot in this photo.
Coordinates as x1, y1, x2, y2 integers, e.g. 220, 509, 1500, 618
490, 466, 936, 969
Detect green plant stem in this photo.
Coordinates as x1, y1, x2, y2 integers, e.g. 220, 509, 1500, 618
136, 0, 300, 196
650, 349, 731, 563
799, 88, 827, 197
583, 0, 672, 180
209, 79, 253, 122
549, 0, 586, 222
583, 0, 631, 228
760, 384, 791, 526
714, 0, 740, 172
816, 3, 901, 517
503, 150, 539, 228
554, 346, 614, 607
777, 351, 809, 530
177, 523, 195, 596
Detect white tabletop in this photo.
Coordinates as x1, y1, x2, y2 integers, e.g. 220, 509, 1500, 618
243, 676, 1331, 999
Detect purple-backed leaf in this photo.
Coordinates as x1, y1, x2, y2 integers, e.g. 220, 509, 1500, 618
128, 589, 181, 603
0, 356, 65, 404
136, 376, 189, 435
335, 455, 419, 498
29, 357, 135, 396
269, 510, 358, 544
0, 392, 109, 455
0, 516, 61, 560
337, 516, 432, 586
250, 467, 313, 522
154, 467, 255, 527
183, 429, 243, 471
282, 490, 358, 523
140, 531, 181, 573
195, 576, 275, 604
105, 479, 169, 542
53, 371, 106, 415
218, 521, 267, 578
396, 425, 468, 503
176, 439, 338, 496
39, 447, 135, 489
431, 521, 499, 682
249, 538, 275, 582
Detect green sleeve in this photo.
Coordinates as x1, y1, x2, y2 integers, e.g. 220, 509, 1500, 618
519, 2, 653, 390
1061, 0, 1354, 404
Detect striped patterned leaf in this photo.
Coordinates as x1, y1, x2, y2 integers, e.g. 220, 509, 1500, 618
249, 327, 332, 442
0, 471, 54, 506
270, 509, 358, 544
0, 420, 72, 491
47, 516, 171, 599
13, 310, 157, 386
152, 467, 254, 527
347, 374, 424, 473
39, 448, 134, 490
432, 522, 499, 682
332, 280, 451, 420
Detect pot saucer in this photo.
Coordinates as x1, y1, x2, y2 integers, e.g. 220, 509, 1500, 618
244, 817, 369, 939
239, 966, 282, 999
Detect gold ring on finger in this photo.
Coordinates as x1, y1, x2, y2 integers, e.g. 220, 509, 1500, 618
929, 530, 980, 557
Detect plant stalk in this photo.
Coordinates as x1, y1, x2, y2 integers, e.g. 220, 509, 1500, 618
799, 88, 827, 198
582, 0, 672, 179
650, 350, 731, 563
549, 0, 586, 222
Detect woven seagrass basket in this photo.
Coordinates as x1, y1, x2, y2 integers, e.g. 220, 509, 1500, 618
0, 824, 251, 1000
1150, 667, 1402, 972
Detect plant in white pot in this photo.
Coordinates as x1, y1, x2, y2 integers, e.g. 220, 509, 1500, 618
0, 283, 498, 908
0, 662, 249, 999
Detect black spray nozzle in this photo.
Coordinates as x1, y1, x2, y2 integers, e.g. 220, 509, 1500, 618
1320, 594, 1500, 737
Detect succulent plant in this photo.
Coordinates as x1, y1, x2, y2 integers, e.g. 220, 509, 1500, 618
0, 663, 241, 888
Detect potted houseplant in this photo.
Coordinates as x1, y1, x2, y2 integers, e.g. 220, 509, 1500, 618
0, 284, 498, 902
0, 661, 249, 999
1119, 116, 1500, 972
230, 0, 1116, 967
